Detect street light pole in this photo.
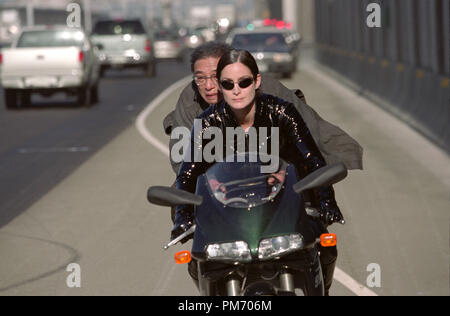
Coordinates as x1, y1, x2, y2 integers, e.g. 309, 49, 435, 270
83, 0, 92, 33
282, 0, 297, 31
26, 0, 35, 27
162, 0, 172, 28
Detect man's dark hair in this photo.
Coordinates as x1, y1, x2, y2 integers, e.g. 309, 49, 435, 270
190, 42, 233, 73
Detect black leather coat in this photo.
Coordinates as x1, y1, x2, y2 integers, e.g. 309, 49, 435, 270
174, 93, 341, 225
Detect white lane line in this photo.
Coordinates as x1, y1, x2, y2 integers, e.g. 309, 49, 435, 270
135, 76, 378, 297
135, 75, 192, 158
334, 268, 377, 296
18, 147, 90, 154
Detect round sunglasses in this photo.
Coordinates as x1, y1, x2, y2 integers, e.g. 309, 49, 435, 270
220, 77, 254, 91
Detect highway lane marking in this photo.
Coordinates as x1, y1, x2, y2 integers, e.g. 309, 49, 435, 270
334, 268, 377, 296
17, 147, 90, 154
135, 75, 192, 158
135, 75, 378, 297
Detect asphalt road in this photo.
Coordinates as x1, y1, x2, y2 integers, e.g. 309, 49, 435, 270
0, 60, 190, 228
0, 54, 448, 296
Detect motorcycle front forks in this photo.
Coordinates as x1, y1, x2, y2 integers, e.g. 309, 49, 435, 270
226, 271, 295, 296
226, 278, 241, 296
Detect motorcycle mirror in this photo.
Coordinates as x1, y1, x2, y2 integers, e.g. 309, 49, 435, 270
293, 163, 348, 194
147, 186, 203, 207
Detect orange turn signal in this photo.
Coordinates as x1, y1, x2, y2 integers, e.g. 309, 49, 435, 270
174, 251, 192, 264
320, 233, 337, 247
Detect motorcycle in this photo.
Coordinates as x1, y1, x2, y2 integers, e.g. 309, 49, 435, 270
147, 153, 347, 296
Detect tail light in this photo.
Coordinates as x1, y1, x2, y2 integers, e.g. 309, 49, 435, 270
145, 40, 152, 53
78, 51, 84, 63
0, 53, 3, 65
174, 251, 191, 264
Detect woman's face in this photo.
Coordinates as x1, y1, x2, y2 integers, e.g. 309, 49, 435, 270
219, 62, 261, 111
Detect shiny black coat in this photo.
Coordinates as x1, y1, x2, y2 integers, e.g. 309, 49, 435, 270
174, 93, 342, 229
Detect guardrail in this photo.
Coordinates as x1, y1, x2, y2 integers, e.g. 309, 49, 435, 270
314, 0, 450, 153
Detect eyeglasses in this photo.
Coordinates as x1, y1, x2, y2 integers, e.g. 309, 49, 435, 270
220, 77, 254, 91
194, 75, 218, 86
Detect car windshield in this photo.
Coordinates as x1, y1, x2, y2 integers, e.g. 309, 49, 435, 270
154, 30, 179, 41
205, 153, 287, 209
93, 21, 146, 35
231, 33, 289, 53
17, 30, 85, 48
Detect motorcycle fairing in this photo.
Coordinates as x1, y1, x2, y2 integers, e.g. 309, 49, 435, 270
192, 164, 317, 260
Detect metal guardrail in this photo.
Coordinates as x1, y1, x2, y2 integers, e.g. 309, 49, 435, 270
314, 0, 450, 153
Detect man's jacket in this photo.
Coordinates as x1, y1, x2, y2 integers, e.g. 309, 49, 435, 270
163, 74, 363, 173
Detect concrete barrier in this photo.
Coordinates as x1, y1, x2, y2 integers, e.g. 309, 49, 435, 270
436, 77, 450, 151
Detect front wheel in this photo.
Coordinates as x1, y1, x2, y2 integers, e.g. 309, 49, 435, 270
90, 83, 99, 104
77, 85, 92, 107
4, 89, 18, 109
144, 61, 156, 77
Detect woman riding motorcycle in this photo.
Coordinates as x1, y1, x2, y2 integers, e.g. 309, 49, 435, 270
172, 50, 344, 295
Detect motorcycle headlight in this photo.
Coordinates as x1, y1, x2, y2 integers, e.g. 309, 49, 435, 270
206, 241, 252, 263
258, 234, 304, 260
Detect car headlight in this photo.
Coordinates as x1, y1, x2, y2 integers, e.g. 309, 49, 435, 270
273, 53, 293, 63
206, 241, 252, 263
190, 36, 199, 44
258, 234, 304, 260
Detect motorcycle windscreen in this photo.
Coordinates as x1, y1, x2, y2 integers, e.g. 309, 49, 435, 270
192, 161, 316, 258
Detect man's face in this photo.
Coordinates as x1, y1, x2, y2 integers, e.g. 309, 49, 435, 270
193, 57, 222, 105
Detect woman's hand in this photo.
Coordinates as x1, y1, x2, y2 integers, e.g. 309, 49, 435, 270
209, 178, 226, 193
267, 169, 286, 185
171, 209, 195, 243
319, 204, 345, 226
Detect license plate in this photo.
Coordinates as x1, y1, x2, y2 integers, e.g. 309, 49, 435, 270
25, 76, 58, 88
111, 56, 127, 64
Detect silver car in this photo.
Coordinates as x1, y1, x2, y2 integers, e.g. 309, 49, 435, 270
90, 19, 156, 77
154, 30, 184, 62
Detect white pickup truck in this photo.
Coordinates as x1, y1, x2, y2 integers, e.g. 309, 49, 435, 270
0, 26, 101, 109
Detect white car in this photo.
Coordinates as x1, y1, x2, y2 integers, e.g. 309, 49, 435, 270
0, 25, 101, 108
154, 30, 184, 62
90, 19, 156, 77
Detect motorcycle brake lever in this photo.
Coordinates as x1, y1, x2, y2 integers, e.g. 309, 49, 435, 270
163, 225, 196, 250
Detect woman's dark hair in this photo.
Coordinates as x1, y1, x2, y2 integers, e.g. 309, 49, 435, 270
216, 49, 260, 80
190, 42, 233, 72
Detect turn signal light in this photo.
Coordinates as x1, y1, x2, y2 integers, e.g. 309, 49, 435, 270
320, 233, 337, 247
175, 251, 192, 264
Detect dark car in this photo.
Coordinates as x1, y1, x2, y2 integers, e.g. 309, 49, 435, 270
226, 27, 299, 78
90, 19, 156, 77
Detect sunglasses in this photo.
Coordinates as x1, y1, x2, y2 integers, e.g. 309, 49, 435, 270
220, 77, 254, 91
